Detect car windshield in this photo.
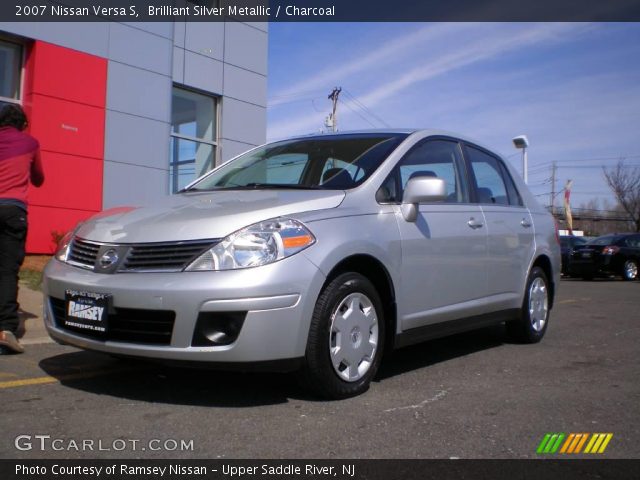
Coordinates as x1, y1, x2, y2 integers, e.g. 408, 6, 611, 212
184, 133, 408, 191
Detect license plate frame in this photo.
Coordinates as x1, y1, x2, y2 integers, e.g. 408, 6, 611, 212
64, 290, 111, 335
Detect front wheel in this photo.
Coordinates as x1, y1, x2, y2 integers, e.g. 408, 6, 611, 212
506, 267, 550, 343
622, 260, 638, 281
300, 272, 385, 399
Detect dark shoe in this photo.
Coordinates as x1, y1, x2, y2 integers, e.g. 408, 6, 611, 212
0, 331, 25, 354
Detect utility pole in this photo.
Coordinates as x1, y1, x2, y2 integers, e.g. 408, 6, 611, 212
550, 161, 557, 215
326, 87, 342, 132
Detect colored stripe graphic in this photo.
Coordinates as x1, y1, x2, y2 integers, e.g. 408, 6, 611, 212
560, 433, 575, 454
538, 433, 613, 454
537, 433, 565, 454
584, 434, 613, 454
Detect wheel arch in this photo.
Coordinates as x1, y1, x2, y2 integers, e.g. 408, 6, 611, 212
322, 254, 398, 352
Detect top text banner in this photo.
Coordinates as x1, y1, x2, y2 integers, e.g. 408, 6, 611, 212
3, 0, 640, 22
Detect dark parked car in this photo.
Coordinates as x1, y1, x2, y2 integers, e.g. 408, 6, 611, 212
569, 233, 640, 281
560, 235, 590, 276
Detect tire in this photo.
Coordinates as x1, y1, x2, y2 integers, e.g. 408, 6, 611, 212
622, 259, 638, 281
300, 272, 385, 399
506, 267, 550, 344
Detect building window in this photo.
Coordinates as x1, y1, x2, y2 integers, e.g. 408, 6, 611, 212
170, 86, 217, 193
0, 39, 22, 108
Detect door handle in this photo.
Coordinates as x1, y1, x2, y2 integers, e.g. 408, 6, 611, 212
521, 218, 532, 228
467, 218, 484, 229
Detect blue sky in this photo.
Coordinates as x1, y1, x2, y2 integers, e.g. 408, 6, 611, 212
267, 23, 640, 211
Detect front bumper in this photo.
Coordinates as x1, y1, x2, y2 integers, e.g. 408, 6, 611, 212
43, 253, 326, 365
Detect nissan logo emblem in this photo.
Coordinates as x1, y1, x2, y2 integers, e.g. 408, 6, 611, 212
99, 249, 119, 268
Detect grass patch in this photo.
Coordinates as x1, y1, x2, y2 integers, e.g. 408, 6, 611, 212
19, 269, 43, 291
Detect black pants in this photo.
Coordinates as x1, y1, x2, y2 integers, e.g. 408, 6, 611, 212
0, 205, 27, 334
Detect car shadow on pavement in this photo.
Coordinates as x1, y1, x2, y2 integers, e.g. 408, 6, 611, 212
38, 350, 304, 407
377, 324, 507, 380
38, 325, 509, 406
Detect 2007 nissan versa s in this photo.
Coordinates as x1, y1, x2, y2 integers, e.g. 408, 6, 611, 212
44, 130, 560, 399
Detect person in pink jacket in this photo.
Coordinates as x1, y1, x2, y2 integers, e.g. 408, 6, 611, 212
0, 104, 44, 354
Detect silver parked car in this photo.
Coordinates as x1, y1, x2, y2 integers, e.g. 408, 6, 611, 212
44, 130, 560, 398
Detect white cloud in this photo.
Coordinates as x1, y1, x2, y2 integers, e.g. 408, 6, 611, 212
270, 23, 454, 106
268, 23, 593, 140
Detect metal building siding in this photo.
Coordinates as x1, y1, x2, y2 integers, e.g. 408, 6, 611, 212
0, 21, 268, 251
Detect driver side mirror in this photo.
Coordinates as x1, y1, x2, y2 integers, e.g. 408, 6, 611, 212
401, 176, 446, 222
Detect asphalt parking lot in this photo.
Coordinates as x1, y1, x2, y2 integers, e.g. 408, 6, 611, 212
1, 279, 639, 459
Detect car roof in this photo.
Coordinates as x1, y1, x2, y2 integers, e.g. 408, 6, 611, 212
280, 128, 502, 156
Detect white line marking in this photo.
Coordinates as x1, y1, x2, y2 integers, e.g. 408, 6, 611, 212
384, 390, 448, 412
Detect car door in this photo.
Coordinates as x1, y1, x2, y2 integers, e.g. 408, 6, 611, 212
464, 144, 535, 310
387, 138, 488, 331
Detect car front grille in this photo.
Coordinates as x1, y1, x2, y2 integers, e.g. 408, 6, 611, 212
123, 241, 215, 271
68, 238, 100, 269
50, 297, 175, 345
66, 237, 218, 272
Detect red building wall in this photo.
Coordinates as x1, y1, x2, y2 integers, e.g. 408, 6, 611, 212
23, 41, 107, 253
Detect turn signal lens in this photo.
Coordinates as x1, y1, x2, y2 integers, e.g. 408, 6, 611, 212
282, 234, 314, 249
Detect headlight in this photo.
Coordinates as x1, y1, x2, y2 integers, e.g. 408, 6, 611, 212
185, 218, 315, 271
54, 231, 74, 262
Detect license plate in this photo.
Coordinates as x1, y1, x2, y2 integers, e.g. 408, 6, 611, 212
581, 251, 592, 258
64, 290, 111, 334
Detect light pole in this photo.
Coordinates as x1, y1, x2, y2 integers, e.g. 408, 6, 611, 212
512, 135, 529, 184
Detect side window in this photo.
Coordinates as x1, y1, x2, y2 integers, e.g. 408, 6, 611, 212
466, 146, 510, 205
625, 235, 640, 248
499, 162, 524, 206
393, 139, 468, 203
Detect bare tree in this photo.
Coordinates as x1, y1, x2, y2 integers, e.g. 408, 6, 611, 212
603, 161, 640, 232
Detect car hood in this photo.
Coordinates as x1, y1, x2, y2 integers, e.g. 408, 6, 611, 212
75, 190, 345, 243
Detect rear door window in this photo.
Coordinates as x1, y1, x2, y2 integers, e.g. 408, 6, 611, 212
466, 146, 513, 206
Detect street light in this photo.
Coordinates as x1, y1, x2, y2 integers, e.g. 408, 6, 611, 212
512, 135, 529, 184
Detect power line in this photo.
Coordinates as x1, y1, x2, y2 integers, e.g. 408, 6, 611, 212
342, 90, 390, 128
558, 164, 640, 169
532, 154, 640, 169
339, 99, 378, 128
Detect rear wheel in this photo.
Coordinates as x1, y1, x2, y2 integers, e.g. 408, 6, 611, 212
300, 272, 385, 399
507, 267, 550, 343
622, 260, 638, 281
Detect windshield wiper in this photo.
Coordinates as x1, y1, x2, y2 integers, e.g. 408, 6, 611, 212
239, 183, 323, 190
177, 186, 202, 193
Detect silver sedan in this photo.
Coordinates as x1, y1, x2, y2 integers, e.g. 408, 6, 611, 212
44, 130, 560, 398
